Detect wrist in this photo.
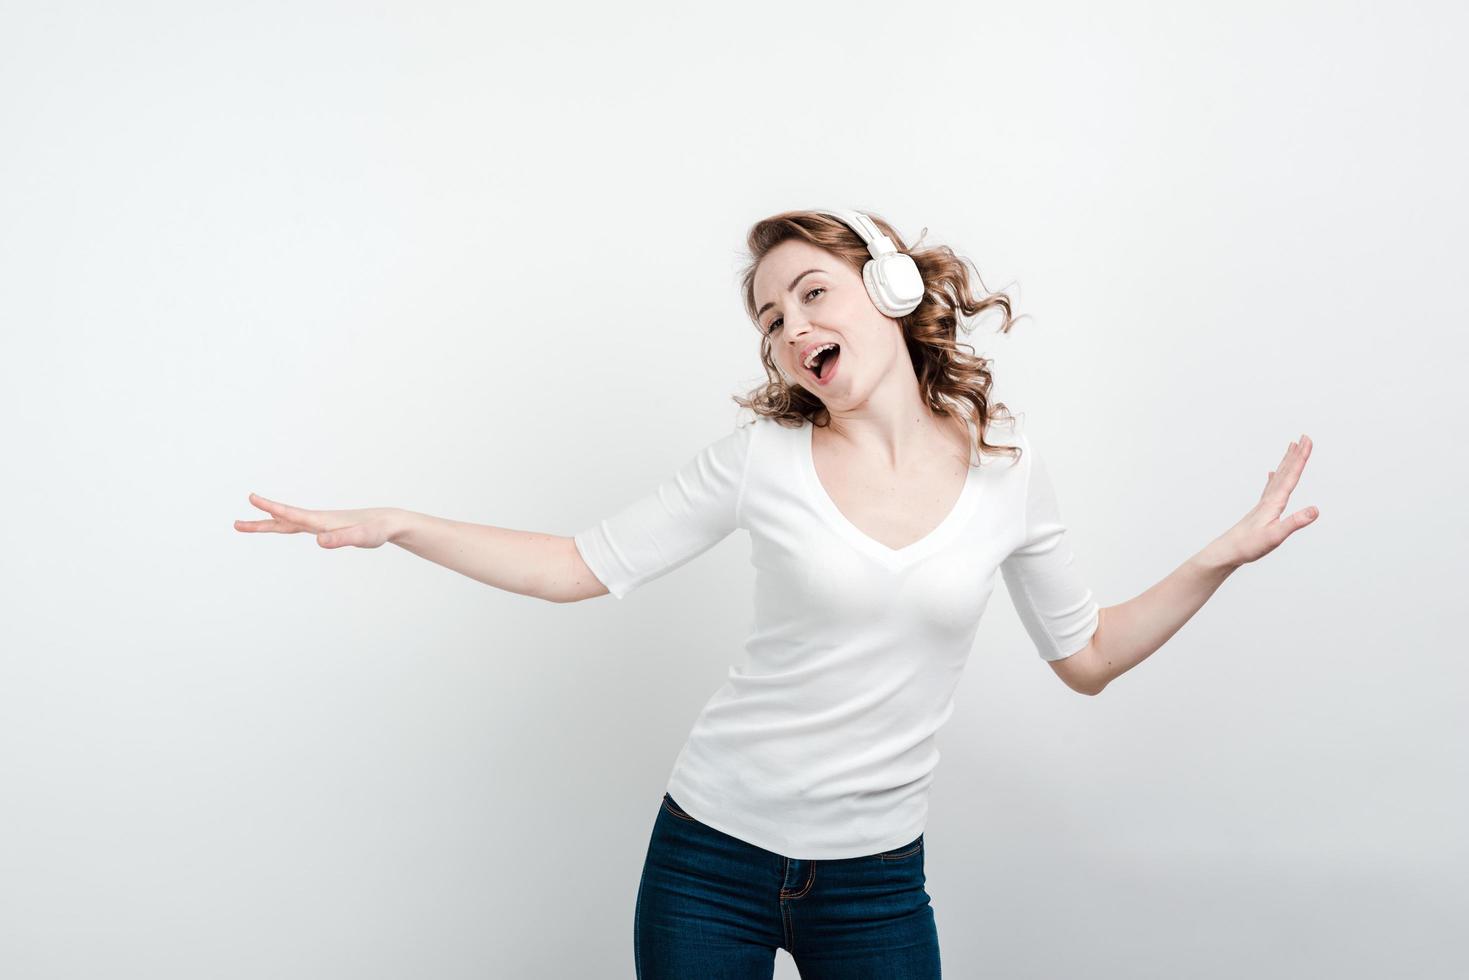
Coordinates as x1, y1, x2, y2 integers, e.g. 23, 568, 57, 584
387, 509, 420, 545
1194, 537, 1243, 575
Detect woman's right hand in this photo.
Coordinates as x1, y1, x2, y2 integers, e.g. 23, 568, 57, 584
234, 494, 404, 549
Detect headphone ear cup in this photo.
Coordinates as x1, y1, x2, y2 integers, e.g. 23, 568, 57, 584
863, 253, 925, 317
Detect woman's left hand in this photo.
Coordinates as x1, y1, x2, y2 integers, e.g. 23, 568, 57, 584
1216, 434, 1319, 567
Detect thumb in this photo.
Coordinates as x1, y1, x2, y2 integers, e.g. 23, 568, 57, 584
318, 527, 356, 548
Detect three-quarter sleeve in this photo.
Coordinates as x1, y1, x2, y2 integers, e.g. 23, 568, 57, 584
573, 421, 755, 599
999, 434, 1100, 661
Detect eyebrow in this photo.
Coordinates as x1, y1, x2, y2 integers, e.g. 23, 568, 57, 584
756, 269, 827, 320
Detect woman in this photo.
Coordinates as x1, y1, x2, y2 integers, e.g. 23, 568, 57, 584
235, 208, 1318, 977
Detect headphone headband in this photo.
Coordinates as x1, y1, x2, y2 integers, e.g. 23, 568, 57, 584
811, 208, 925, 318
813, 208, 897, 260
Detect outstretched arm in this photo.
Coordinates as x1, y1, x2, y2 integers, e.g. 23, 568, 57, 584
392, 512, 607, 602
1065, 434, 1319, 696
235, 494, 604, 603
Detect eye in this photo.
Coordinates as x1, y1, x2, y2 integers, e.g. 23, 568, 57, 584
765, 286, 826, 334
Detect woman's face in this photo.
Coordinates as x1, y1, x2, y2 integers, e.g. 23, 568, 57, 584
752, 238, 904, 407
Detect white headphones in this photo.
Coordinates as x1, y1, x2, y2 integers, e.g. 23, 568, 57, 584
814, 208, 926, 317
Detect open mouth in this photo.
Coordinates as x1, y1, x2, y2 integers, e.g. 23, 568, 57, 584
806, 344, 841, 384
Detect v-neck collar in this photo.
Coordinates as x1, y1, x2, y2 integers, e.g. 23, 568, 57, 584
798, 418, 985, 571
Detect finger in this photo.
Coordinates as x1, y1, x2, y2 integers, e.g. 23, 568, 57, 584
1258, 506, 1318, 555
249, 493, 293, 516
250, 493, 323, 530
1291, 505, 1319, 526
1270, 507, 1318, 547
1279, 434, 1313, 495
234, 518, 294, 533
233, 517, 311, 531
1294, 434, 1312, 475
1265, 435, 1311, 503
317, 526, 359, 548
1284, 432, 1309, 457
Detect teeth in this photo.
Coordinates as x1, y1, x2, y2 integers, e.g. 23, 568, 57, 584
803, 343, 838, 370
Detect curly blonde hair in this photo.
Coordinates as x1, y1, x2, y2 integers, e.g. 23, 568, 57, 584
732, 209, 1028, 467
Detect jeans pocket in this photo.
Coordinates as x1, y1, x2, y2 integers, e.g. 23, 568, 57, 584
661, 793, 698, 822
878, 833, 924, 860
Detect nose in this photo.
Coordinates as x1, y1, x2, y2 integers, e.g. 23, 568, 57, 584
783, 309, 815, 347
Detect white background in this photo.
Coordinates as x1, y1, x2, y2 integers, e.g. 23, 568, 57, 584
2, 1, 1465, 977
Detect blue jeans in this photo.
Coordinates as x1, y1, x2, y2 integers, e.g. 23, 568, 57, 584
634, 792, 941, 978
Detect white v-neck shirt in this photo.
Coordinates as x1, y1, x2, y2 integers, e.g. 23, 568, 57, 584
574, 413, 1099, 859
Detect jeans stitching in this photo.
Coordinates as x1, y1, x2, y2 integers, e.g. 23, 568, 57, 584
880, 839, 923, 861
792, 863, 815, 898
779, 863, 815, 899
633, 864, 645, 978
661, 794, 697, 821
